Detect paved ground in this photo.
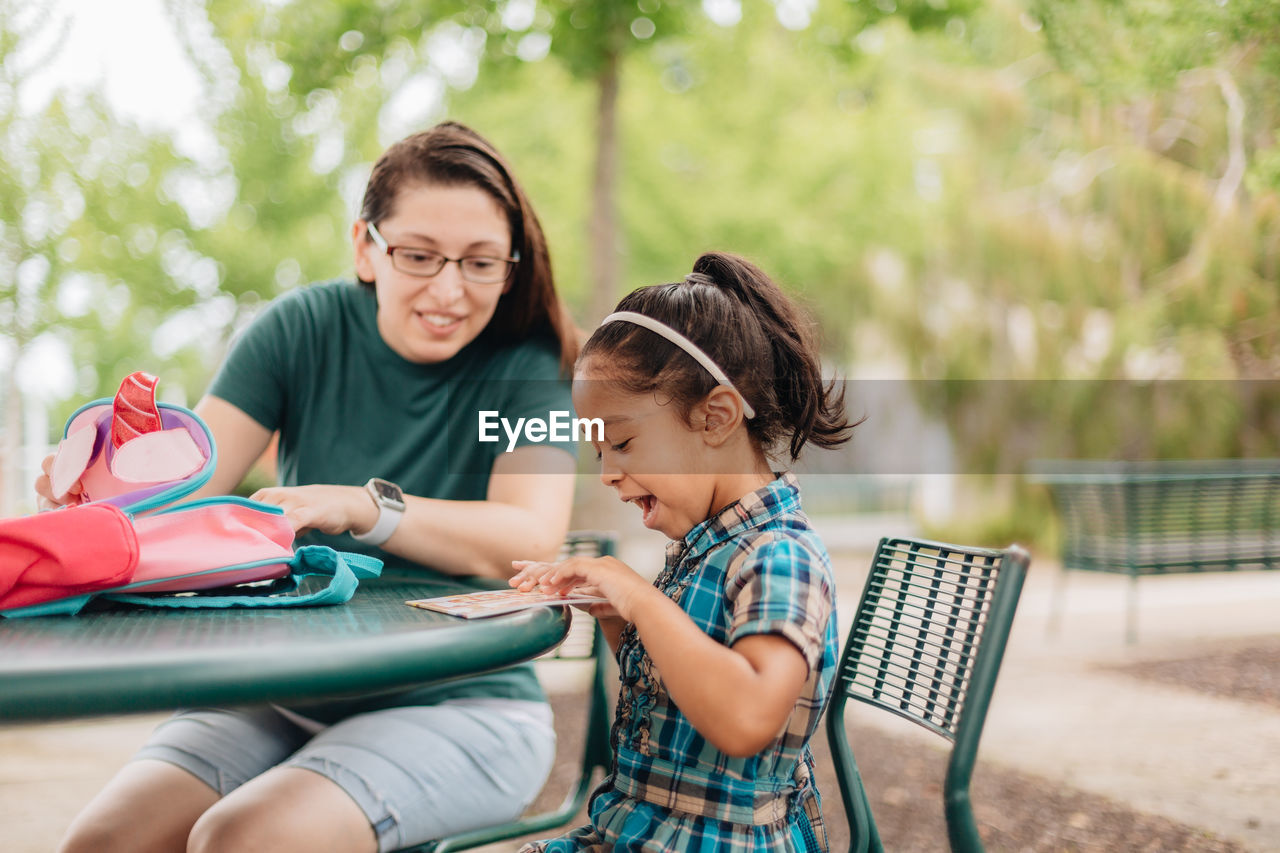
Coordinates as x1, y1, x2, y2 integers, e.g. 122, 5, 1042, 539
957, 567, 1280, 851
2, 529, 1278, 852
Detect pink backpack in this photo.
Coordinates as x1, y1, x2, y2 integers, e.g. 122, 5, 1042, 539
1, 373, 381, 617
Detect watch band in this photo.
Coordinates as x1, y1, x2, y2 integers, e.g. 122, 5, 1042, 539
351, 479, 404, 546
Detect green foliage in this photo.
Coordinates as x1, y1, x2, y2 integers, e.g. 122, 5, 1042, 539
172, 0, 359, 305
444, 57, 596, 304
1028, 1, 1217, 94
266, 0, 697, 88
0, 1, 214, 417
920, 477, 1061, 554
3, 0, 1279, 528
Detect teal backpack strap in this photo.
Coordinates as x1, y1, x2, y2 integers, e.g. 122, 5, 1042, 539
1, 595, 96, 618
337, 551, 384, 580
105, 547, 382, 609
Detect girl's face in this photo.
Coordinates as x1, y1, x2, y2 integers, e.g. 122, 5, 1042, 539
573, 359, 729, 541
353, 182, 512, 364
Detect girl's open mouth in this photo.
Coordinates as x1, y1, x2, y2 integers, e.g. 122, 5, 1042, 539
632, 495, 657, 525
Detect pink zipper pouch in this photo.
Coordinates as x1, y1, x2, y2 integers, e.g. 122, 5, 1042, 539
127, 499, 296, 593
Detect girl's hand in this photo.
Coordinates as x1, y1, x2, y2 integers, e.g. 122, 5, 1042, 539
584, 601, 625, 622
510, 555, 653, 623
250, 484, 378, 537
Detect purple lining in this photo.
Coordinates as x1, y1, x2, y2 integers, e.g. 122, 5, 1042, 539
74, 404, 213, 510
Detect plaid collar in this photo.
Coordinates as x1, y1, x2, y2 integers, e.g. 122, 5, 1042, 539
664, 472, 803, 567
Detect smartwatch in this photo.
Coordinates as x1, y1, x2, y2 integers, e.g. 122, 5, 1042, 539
351, 478, 406, 546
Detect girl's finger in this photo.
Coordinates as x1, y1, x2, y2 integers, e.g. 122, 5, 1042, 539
546, 570, 582, 592
510, 563, 551, 591
509, 561, 543, 579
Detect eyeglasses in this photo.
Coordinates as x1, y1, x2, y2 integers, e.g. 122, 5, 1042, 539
365, 221, 519, 284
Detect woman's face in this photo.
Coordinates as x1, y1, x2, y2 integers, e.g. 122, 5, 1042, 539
353, 182, 512, 364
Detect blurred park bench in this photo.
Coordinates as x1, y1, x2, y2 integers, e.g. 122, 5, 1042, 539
1029, 459, 1280, 642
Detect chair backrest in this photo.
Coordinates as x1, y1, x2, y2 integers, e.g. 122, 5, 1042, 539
824, 536, 1029, 853
415, 531, 617, 853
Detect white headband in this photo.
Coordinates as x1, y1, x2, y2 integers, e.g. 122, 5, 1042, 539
599, 311, 756, 419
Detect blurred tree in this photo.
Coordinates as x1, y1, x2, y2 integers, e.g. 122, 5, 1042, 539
165, 0, 357, 315
1026, 0, 1280, 379
826, 1, 1280, 536
261, 0, 698, 322
0, 0, 203, 512
205, 0, 973, 323
10, 0, 1274, 526
446, 2, 894, 321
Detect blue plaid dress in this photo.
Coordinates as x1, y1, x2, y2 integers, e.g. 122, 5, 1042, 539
523, 473, 839, 852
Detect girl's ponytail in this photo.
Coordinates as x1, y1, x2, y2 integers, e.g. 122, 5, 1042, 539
691, 253, 854, 460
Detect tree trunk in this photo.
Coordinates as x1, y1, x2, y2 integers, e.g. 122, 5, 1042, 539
588, 41, 621, 325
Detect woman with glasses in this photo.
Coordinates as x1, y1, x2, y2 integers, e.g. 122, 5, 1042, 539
52, 123, 579, 853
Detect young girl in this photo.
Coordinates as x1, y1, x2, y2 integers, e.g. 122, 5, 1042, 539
510, 252, 855, 852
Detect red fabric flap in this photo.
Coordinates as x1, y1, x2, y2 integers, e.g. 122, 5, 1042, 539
0, 505, 139, 609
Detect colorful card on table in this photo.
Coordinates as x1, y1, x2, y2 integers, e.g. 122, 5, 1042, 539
406, 588, 607, 619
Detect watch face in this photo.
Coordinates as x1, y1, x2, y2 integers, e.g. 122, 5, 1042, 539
371, 479, 404, 503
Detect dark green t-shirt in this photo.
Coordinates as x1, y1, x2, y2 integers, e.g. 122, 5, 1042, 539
208, 281, 575, 717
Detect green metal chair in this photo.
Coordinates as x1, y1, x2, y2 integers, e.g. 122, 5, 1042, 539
824, 537, 1029, 853
398, 531, 617, 853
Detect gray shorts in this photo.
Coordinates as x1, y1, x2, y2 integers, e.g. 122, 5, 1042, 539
134, 699, 556, 852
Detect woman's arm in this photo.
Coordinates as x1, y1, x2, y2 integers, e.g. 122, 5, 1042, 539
380, 445, 576, 578
197, 383, 575, 578
251, 444, 576, 580
191, 395, 275, 499
511, 556, 810, 756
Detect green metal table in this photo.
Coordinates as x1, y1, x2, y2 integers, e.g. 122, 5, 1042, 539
0, 576, 569, 723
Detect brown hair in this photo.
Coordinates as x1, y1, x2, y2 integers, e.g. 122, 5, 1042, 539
580, 252, 857, 462
359, 121, 577, 371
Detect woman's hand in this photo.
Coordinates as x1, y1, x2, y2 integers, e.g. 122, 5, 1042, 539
250, 484, 377, 537
34, 452, 82, 511
510, 555, 655, 624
